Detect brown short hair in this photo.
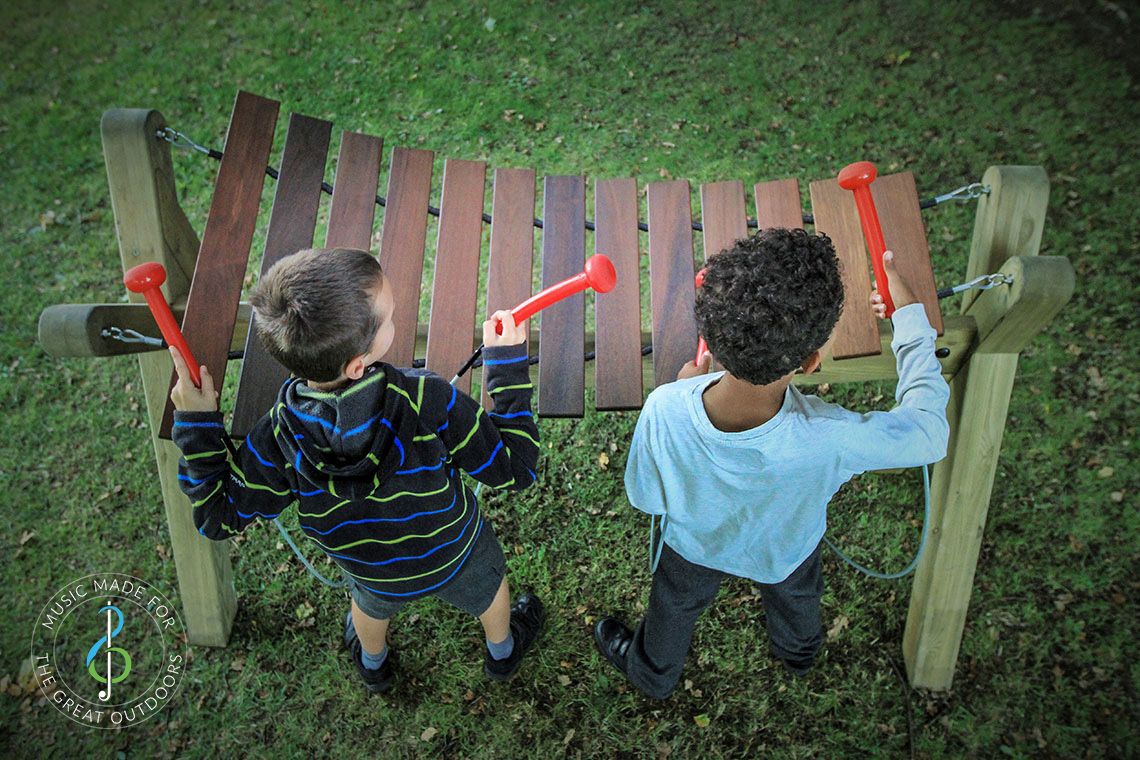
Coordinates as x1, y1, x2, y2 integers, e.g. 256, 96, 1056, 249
249, 248, 385, 382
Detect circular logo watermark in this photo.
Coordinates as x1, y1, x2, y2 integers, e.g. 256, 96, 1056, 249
30, 573, 189, 729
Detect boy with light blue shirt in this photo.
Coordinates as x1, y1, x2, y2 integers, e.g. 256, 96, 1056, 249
594, 228, 950, 699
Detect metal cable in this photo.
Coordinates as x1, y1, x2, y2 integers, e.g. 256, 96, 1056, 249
158, 127, 989, 235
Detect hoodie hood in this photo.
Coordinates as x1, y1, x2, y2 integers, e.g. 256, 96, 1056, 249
271, 364, 414, 498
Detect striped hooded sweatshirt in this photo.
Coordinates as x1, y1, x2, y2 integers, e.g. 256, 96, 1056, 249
171, 343, 538, 599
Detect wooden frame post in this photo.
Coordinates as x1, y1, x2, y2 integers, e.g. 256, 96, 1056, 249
102, 109, 237, 646
903, 166, 1073, 689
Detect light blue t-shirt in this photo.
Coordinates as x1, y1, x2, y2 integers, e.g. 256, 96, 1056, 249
624, 303, 950, 584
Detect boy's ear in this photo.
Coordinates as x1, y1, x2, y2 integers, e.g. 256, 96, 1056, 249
801, 350, 822, 375
343, 355, 369, 381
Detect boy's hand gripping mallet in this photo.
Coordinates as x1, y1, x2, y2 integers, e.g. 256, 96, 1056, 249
837, 161, 895, 317
694, 268, 710, 367
451, 254, 618, 383
123, 262, 202, 388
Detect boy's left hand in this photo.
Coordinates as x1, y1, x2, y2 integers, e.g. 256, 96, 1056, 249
677, 353, 712, 380
169, 347, 219, 412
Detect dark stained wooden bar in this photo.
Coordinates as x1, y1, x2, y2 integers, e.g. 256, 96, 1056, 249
482, 167, 536, 409
425, 159, 486, 396
699, 180, 749, 262
872, 172, 944, 335
325, 131, 383, 251
754, 178, 803, 231
377, 147, 434, 368
161, 91, 279, 437
538, 175, 586, 417
809, 177, 881, 360
232, 113, 332, 438
647, 180, 698, 389
593, 177, 643, 410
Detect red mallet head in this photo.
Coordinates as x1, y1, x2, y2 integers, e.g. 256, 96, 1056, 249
123, 262, 202, 387
505, 254, 618, 332
837, 161, 877, 191
583, 254, 618, 294
123, 261, 168, 292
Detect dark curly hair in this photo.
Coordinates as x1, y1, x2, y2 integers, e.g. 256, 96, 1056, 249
695, 228, 844, 385
249, 248, 385, 382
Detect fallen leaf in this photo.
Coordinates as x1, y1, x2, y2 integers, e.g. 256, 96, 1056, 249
558, 674, 571, 686
421, 727, 438, 741
598, 452, 610, 469
1097, 466, 1114, 478
693, 713, 710, 728
562, 729, 575, 745
827, 614, 850, 641
19, 530, 35, 546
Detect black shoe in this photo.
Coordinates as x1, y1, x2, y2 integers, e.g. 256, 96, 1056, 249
593, 617, 632, 676
344, 614, 397, 693
484, 593, 546, 681
781, 658, 812, 677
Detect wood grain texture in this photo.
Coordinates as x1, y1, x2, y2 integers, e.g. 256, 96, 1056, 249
647, 180, 698, 388
872, 172, 943, 334
163, 91, 279, 437
377, 147, 434, 367
482, 167, 536, 409
699, 180, 748, 261
102, 106, 235, 645
425, 159, 486, 395
754, 178, 803, 231
808, 177, 881, 360
325, 131, 382, 250
538, 175, 586, 417
233, 113, 332, 438
594, 177, 643, 410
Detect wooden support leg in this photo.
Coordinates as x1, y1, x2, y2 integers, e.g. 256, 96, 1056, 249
102, 108, 236, 646
903, 166, 1065, 689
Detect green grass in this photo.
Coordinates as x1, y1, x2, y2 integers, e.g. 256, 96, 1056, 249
2, 0, 1138, 757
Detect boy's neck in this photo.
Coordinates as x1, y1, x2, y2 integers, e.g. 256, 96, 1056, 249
701, 371, 793, 433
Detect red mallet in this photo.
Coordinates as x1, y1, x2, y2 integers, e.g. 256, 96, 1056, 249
838, 161, 895, 317
123, 262, 202, 388
499, 253, 617, 334
452, 254, 619, 383
694, 268, 710, 367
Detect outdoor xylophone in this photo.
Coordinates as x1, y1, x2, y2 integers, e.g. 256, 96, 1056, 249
36, 91, 1073, 691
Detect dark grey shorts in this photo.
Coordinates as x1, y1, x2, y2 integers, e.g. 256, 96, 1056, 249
347, 519, 507, 621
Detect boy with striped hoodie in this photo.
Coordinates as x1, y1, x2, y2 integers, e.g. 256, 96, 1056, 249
168, 247, 544, 693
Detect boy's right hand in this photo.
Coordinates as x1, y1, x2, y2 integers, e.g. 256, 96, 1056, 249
870, 250, 918, 319
169, 347, 219, 412
484, 310, 527, 347
677, 352, 712, 380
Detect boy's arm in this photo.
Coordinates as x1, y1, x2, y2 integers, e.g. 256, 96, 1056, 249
435, 312, 539, 490
168, 349, 293, 539
172, 412, 295, 540
844, 253, 950, 471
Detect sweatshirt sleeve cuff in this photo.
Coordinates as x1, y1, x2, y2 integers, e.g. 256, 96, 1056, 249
172, 410, 226, 430
481, 343, 530, 365
890, 303, 935, 348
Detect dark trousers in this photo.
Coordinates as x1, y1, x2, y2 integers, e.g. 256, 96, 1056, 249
626, 541, 824, 699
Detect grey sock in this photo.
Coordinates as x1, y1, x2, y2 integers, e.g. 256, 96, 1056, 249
486, 632, 515, 661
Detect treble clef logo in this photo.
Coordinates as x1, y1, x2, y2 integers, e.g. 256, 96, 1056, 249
86, 604, 132, 701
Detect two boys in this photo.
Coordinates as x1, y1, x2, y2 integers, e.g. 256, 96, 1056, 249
169, 228, 948, 699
